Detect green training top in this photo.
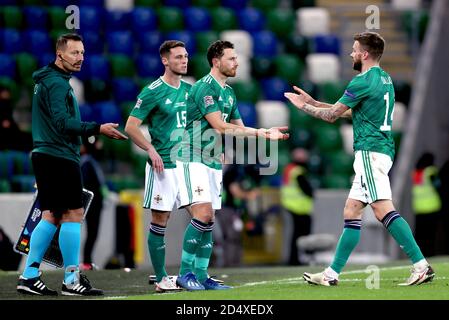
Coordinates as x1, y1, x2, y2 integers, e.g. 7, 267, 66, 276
180, 73, 241, 170
338, 66, 396, 160
130, 77, 191, 169
31, 63, 100, 163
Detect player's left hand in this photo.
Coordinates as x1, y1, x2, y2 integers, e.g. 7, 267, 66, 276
266, 126, 289, 140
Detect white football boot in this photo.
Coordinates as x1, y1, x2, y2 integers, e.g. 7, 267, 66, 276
155, 276, 183, 293
303, 271, 339, 286
398, 265, 435, 286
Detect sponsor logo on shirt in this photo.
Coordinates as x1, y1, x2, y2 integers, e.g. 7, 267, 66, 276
204, 95, 214, 107
165, 98, 173, 104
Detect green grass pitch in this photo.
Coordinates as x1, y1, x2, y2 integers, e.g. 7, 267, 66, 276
1, 257, 449, 300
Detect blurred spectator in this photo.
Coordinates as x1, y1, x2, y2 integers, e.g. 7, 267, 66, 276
281, 148, 314, 265
213, 163, 261, 267
0, 85, 32, 151
412, 152, 442, 257
80, 137, 107, 270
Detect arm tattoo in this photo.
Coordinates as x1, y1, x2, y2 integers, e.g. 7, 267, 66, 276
302, 104, 341, 123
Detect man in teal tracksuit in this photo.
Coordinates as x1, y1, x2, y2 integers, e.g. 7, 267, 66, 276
17, 33, 127, 296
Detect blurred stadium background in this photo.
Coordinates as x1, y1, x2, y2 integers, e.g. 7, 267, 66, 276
1, 0, 448, 272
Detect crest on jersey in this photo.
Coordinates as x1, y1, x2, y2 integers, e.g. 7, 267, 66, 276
204, 95, 214, 107
134, 98, 143, 109
228, 96, 233, 105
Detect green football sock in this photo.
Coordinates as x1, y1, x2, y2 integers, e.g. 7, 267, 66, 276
194, 224, 214, 283
330, 219, 362, 274
179, 219, 207, 276
148, 223, 167, 283
383, 211, 424, 263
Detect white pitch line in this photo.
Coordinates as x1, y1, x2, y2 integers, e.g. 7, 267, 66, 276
263, 276, 448, 286
239, 264, 444, 288
103, 263, 449, 298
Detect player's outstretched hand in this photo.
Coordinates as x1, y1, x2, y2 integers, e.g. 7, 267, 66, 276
147, 145, 164, 173
284, 86, 314, 110
100, 123, 128, 140
266, 126, 290, 140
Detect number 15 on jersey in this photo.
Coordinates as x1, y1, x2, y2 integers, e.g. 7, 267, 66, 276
176, 111, 186, 128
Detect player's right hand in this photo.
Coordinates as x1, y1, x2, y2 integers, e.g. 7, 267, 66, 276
292, 86, 315, 105
147, 145, 164, 173
266, 126, 290, 140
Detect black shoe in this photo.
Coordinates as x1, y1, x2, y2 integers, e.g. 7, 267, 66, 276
61, 273, 104, 296
17, 275, 58, 296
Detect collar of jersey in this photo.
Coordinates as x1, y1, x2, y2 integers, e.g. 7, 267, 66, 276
208, 73, 229, 89
159, 76, 181, 90
357, 65, 381, 77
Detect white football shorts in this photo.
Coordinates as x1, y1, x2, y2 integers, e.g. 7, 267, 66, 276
143, 163, 180, 211
348, 150, 393, 204
176, 161, 222, 210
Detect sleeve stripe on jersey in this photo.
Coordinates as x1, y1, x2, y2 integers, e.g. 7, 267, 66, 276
203, 75, 213, 84
148, 79, 162, 90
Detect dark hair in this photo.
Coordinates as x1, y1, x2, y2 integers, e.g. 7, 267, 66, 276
354, 32, 385, 61
56, 33, 83, 51
159, 40, 186, 57
206, 40, 234, 67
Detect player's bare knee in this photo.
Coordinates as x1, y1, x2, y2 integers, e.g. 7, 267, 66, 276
194, 212, 213, 223
192, 208, 213, 223
343, 199, 364, 220
343, 207, 361, 220
191, 203, 214, 223
370, 200, 395, 221
151, 210, 170, 226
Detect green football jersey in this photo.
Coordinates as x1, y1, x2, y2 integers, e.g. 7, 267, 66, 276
130, 77, 191, 169
180, 73, 241, 170
338, 66, 396, 160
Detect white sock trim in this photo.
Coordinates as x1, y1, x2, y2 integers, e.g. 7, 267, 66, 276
413, 259, 428, 272
325, 267, 339, 279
